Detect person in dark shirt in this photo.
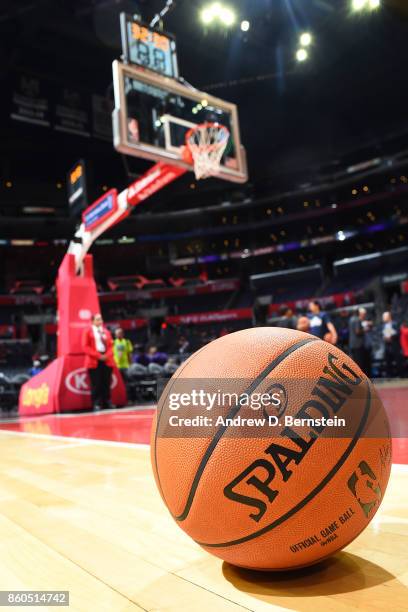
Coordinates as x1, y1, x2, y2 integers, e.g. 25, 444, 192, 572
349, 307, 372, 375
308, 301, 338, 344
147, 346, 168, 366
178, 336, 191, 354
277, 306, 297, 330
29, 360, 42, 377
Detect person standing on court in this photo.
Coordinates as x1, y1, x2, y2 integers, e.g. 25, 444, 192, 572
113, 328, 133, 377
382, 311, 400, 377
277, 306, 297, 330
308, 300, 338, 344
82, 313, 115, 411
400, 318, 408, 376
349, 307, 372, 375
296, 315, 311, 333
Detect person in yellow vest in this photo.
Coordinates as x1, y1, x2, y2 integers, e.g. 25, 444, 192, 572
113, 328, 133, 376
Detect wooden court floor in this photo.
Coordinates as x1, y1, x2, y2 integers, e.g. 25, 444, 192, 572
0, 431, 407, 612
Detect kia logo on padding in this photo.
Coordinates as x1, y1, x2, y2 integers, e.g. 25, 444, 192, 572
65, 368, 118, 395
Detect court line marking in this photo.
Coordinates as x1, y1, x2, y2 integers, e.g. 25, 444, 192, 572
0, 429, 150, 449
45, 441, 95, 451
0, 405, 155, 424
392, 463, 408, 473
373, 378, 408, 389
111, 414, 154, 419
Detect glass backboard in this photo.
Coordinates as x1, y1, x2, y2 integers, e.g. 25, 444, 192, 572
112, 60, 248, 183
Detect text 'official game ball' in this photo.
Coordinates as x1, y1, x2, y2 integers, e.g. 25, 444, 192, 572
151, 327, 392, 570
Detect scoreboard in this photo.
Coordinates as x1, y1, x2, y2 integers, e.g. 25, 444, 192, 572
120, 14, 178, 79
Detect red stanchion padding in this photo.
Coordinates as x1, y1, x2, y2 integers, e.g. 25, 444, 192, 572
19, 355, 127, 416
57, 253, 100, 357
18, 164, 190, 417
19, 251, 128, 416
19, 358, 62, 416
18, 163, 188, 417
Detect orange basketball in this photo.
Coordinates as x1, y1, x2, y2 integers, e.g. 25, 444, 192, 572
151, 327, 392, 570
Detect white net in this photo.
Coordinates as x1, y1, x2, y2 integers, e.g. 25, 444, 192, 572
186, 122, 230, 180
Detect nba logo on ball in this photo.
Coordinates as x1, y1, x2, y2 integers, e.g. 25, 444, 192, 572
151, 327, 392, 571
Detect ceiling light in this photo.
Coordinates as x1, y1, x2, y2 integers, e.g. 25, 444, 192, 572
352, 0, 367, 11
300, 32, 312, 47
201, 7, 214, 24
219, 6, 235, 26
211, 2, 222, 14
241, 20, 250, 32
201, 3, 236, 27
296, 48, 308, 62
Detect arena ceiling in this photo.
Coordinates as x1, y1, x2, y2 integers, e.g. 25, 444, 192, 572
0, 0, 407, 191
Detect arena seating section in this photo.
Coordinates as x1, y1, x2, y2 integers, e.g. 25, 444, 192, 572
1, 164, 408, 411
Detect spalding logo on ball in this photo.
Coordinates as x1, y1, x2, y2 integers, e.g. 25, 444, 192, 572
151, 327, 392, 571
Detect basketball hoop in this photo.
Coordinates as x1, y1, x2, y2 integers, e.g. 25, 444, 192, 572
185, 122, 230, 180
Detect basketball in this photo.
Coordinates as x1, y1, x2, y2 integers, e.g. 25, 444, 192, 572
2, 1, 408, 607
151, 327, 392, 570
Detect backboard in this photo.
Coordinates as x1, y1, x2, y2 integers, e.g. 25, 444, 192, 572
112, 60, 248, 183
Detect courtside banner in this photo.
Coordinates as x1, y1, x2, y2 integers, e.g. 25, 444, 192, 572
166, 308, 253, 326
0, 279, 241, 306
268, 292, 356, 315
45, 318, 148, 335
82, 189, 118, 231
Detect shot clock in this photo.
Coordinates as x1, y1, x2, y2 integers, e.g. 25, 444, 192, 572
67, 159, 88, 216
120, 14, 179, 79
